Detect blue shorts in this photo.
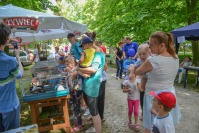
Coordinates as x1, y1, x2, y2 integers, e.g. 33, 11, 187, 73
0, 105, 20, 132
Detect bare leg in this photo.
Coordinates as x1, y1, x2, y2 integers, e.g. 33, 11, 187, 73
134, 116, 138, 125
128, 115, 132, 124
92, 114, 101, 133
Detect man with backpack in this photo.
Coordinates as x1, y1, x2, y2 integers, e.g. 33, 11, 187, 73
123, 36, 138, 59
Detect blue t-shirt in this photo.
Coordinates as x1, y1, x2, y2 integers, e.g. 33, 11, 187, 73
123, 42, 138, 58
69, 42, 82, 60
82, 52, 105, 97
0, 50, 23, 113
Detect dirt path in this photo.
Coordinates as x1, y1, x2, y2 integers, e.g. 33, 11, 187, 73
103, 67, 199, 133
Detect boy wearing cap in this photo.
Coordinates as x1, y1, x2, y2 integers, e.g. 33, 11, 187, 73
57, 56, 66, 71
149, 91, 176, 133
78, 37, 95, 78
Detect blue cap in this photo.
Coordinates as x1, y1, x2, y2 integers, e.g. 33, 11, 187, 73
59, 56, 64, 61
80, 37, 93, 47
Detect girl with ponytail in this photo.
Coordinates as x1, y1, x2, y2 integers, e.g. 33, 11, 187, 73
135, 31, 181, 133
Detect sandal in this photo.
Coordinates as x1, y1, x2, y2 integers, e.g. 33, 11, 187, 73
71, 125, 83, 132
128, 123, 135, 129
134, 124, 141, 132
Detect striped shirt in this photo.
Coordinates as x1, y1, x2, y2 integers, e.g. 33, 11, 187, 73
0, 50, 23, 113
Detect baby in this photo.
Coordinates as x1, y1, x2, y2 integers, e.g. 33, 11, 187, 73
133, 43, 151, 117
78, 36, 95, 78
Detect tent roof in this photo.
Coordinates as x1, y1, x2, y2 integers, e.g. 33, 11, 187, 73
171, 22, 199, 37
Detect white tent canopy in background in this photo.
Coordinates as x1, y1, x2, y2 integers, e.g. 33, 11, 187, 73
0, 4, 87, 34
10, 29, 70, 43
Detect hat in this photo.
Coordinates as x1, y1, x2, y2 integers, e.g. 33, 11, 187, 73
149, 91, 176, 108
59, 56, 64, 61
67, 33, 75, 38
80, 37, 93, 47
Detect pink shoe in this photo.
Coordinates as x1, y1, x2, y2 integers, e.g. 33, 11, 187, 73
128, 123, 135, 129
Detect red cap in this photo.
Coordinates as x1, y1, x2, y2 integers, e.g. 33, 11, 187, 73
149, 91, 176, 109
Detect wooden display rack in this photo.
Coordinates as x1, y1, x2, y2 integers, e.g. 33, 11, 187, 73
26, 95, 71, 133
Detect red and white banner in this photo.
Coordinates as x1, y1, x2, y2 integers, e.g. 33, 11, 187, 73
3, 17, 39, 31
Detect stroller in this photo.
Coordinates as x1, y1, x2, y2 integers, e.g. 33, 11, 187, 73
121, 58, 136, 89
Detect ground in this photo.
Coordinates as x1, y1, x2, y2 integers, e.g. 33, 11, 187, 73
101, 67, 199, 133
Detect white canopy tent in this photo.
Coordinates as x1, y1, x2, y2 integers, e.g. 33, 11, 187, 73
10, 29, 70, 43
0, 4, 87, 34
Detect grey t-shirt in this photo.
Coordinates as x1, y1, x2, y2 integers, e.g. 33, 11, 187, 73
146, 55, 179, 91
123, 79, 140, 100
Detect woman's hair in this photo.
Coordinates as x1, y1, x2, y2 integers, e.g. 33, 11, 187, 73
187, 56, 192, 61
118, 41, 123, 46
85, 32, 96, 41
0, 23, 11, 46
150, 31, 177, 58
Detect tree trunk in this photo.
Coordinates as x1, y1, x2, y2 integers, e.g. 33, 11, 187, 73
186, 0, 199, 66
192, 41, 199, 65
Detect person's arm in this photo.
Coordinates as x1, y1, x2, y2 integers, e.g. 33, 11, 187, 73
135, 60, 153, 75
78, 71, 91, 78
79, 52, 85, 63
180, 61, 184, 67
11, 49, 24, 78
122, 45, 126, 59
133, 51, 139, 60
103, 63, 108, 71
123, 51, 126, 59
77, 66, 97, 74
114, 48, 120, 60
137, 82, 143, 92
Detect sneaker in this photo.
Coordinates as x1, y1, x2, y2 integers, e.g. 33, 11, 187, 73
84, 109, 90, 116
71, 125, 83, 132
116, 77, 119, 80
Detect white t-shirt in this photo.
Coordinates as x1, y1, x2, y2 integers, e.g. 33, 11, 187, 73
146, 56, 179, 91
100, 71, 107, 82
55, 52, 61, 61
182, 61, 192, 67
152, 113, 175, 133
34, 49, 40, 63
123, 79, 140, 100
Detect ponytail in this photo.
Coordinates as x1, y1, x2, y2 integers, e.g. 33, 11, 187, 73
166, 33, 177, 59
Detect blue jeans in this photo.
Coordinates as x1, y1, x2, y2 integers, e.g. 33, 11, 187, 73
116, 59, 123, 78
0, 105, 20, 132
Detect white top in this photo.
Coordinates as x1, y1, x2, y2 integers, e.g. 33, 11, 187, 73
152, 113, 175, 133
123, 79, 140, 100
33, 49, 40, 63
182, 61, 192, 67
100, 71, 108, 82
146, 56, 179, 91
55, 52, 61, 61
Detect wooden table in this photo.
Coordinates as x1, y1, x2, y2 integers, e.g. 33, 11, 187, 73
184, 66, 199, 88
26, 95, 71, 133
